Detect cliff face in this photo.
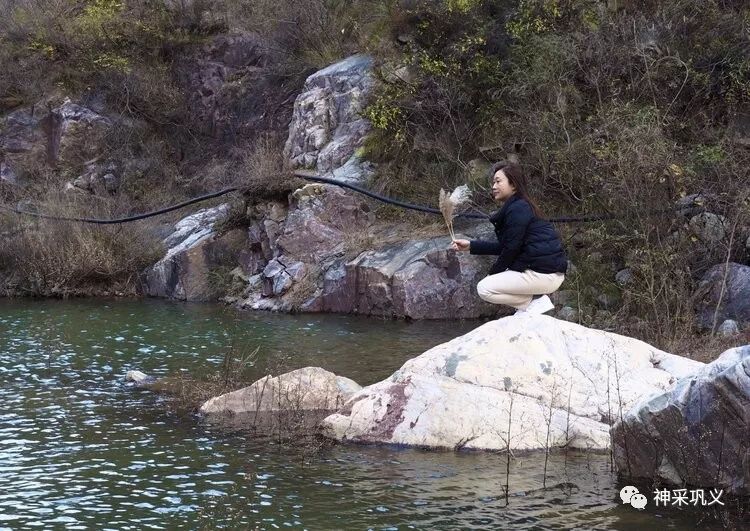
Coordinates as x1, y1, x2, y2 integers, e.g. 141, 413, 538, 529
1, 2, 749, 336
140, 55, 500, 319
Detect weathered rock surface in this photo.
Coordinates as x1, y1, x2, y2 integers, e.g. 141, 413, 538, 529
307, 236, 497, 319
231, 182, 499, 318
284, 54, 374, 182
0, 105, 45, 156
136, 56, 498, 317
0, 98, 112, 181
175, 31, 294, 140
611, 346, 750, 494
125, 370, 156, 386
688, 212, 727, 244
143, 204, 248, 301
200, 367, 361, 414
321, 314, 702, 451
694, 262, 750, 329
556, 306, 578, 322
718, 319, 741, 337
67, 159, 121, 195
277, 183, 374, 262
48, 100, 112, 167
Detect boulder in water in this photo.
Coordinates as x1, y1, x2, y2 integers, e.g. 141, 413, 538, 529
611, 345, 750, 495
321, 314, 702, 452
200, 366, 361, 415
125, 370, 156, 386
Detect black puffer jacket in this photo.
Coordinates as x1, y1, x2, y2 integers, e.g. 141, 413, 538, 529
470, 194, 568, 275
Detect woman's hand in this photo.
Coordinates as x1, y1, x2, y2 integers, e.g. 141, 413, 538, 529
451, 239, 470, 252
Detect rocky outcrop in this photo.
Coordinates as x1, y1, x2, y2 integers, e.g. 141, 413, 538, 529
175, 31, 295, 140
235, 183, 374, 311
0, 106, 46, 163
230, 182, 499, 318
611, 345, 750, 495
143, 204, 248, 301
688, 212, 727, 244
277, 183, 374, 262
306, 236, 495, 318
694, 262, 750, 329
284, 54, 375, 183
200, 367, 361, 415
0, 98, 112, 184
138, 55, 494, 317
321, 314, 702, 451
47, 100, 112, 167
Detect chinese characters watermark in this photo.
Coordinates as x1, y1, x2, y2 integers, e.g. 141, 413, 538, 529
620, 486, 725, 510
652, 488, 725, 507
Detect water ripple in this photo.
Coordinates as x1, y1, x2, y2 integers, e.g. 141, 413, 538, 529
0, 299, 734, 529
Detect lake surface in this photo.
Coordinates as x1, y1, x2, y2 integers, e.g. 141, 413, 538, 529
0, 299, 744, 529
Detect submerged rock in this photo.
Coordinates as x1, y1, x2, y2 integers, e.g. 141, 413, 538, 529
125, 370, 156, 386
611, 346, 750, 495
321, 314, 702, 451
200, 367, 361, 415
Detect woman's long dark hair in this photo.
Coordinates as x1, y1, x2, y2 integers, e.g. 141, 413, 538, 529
489, 161, 545, 219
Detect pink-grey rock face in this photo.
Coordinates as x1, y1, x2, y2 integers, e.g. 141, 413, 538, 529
276, 184, 374, 262
0, 106, 45, 155
283, 55, 374, 177
48, 100, 112, 166
321, 314, 703, 451
143, 205, 248, 301
0, 98, 111, 181
611, 345, 750, 495
175, 31, 294, 140
232, 183, 500, 319
694, 262, 750, 329
315, 238, 497, 319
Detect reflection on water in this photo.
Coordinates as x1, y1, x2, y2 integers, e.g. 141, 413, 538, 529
0, 299, 743, 529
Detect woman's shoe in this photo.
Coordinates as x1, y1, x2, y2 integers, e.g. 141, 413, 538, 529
526, 295, 554, 315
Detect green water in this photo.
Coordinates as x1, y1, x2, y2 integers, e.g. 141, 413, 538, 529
0, 299, 742, 529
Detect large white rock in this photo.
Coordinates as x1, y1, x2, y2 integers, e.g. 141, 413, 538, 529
321, 314, 703, 451
200, 367, 362, 414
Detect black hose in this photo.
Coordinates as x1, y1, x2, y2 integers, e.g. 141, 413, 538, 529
1, 173, 696, 225
300, 173, 696, 224
299, 173, 488, 219
0, 187, 238, 224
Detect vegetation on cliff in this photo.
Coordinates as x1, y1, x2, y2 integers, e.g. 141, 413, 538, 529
1, 0, 749, 352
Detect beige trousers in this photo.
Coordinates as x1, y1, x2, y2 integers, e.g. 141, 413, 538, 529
477, 270, 565, 310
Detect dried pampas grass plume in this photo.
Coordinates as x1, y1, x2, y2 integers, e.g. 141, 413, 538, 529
439, 184, 471, 240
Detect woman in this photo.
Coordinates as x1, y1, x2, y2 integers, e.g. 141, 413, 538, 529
452, 161, 568, 314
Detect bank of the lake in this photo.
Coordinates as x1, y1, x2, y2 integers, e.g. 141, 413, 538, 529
0, 299, 744, 529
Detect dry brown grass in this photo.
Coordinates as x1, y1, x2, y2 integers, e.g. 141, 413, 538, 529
159, 345, 260, 414
0, 190, 164, 296
665, 329, 750, 364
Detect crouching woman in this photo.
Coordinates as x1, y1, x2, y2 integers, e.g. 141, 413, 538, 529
452, 162, 568, 314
